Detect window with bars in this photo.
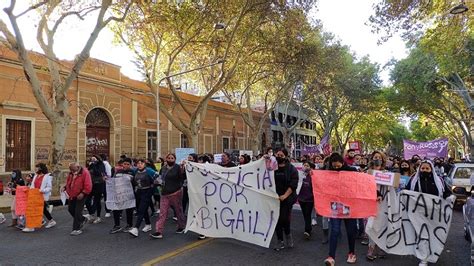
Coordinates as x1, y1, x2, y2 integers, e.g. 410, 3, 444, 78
6, 119, 31, 171
147, 131, 157, 160
222, 137, 230, 151
180, 134, 188, 148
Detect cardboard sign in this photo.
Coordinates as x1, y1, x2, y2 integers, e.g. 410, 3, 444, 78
311, 170, 377, 218
366, 188, 455, 263
369, 170, 400, 187
15, 186, 29, 216
25, 189, 45, 228
175, 148, 195, 164
105, 177, 136, 210
185, 159, 279, 248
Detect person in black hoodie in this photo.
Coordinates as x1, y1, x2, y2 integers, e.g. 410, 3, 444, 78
271, 148, 299, 251
85, 155, 106, 224
324, 153, 358, 266
7, 169, 25, 226
150, 153, 186, 239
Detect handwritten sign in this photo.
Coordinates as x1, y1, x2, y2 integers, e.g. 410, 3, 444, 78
185, 159, 279, 248
366, 188, 455, 263
213, 154, 223, 163
105, 177, 136, 210
369, 170, 400, 187
311, 170, 377, 218
15, 186, 29, 216
175, 148, 195, 164
25, 189, 45, 228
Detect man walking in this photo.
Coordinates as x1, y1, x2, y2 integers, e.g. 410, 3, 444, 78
63, 162, 92, 236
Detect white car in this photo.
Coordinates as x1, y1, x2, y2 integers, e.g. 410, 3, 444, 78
447, 163, 474, 204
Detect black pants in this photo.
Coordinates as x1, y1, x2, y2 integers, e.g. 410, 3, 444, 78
68, 198, 86, 230
85, 183, 104, 217
299, 201, 314, 234
182, 186, 189, 214
275, 199, 294, 241
113, 208, 134, 228
43, 202, 53, 221
134, 188, 152, 228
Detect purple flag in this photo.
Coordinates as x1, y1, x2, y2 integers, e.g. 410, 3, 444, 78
302, 145, 319, 156
403, 138, 449, 159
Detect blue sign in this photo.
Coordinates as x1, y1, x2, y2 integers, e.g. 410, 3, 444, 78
175, 148, 195, 163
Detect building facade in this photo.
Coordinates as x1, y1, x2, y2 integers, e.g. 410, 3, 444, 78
0, 47, 270, 174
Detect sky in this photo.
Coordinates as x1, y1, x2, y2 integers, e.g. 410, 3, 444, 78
0, 0, 408, 85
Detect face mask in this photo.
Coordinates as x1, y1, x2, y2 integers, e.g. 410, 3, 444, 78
11, 172, 16, 179
373, 159, 382, 167
359, 164, 367, 169
276, 157, 286, 164
401, 167, 410, 173
167, 161, 175, 166
420, 172, 431, 179
303, 168, 311, 173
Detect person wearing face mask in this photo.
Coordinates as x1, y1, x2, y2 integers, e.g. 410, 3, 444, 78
6, 169, 24, 227
151, 153, 186, 239
324, 153, 359, 266
407, 160, 453, 266
365, 151, 387, 259
129, 158, 158, 237
433, 158, 445, 177
62, 162, 93, 236
22, 163, 56, 233
298, 161, 316, 239
271, 148, 299, 251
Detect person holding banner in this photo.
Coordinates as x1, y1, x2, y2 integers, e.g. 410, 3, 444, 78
324, 153, 358, 265
151, 153, 186, 239
219, 152, 236, 168
407, 160, 453, 266
110, 158, 136, 234
22, 163, 56, 233
7, 169, 25, 227
129, 159, 158, 237
64, 163, 93, 236
298, 161, 316, 239
270, 148, 298, 251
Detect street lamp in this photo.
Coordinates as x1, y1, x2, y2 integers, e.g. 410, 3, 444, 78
450, 1, 469, 14
132, 59, 225, 159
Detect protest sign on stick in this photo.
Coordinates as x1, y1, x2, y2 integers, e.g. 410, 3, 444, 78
15, 186, 29, 216
25, 189, 45, 228
105, 177, 136, 210
366, 188, 455, 263
311, 170, 377, 218
185, 159, 279, 248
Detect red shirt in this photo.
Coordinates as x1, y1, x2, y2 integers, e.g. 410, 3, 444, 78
34, 174, 44, 189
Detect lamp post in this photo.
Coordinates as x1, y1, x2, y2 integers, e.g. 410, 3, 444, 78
133, 59, 224, 159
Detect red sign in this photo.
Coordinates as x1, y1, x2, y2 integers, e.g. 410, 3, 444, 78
349, 141, 361, 154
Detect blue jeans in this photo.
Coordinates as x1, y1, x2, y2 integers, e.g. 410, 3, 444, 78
329, 218, 357, 258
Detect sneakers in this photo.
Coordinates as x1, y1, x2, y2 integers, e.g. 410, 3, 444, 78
324, 256, 335, 266
175, 228, 185, 234
150, 232, 163, 239
122, 226, 132, 233
419, 261, 428, 266
93, 218, 102, 224
347, 253, 357, 264
45, 220, 57, 229
142, 224, 152, 233
110, 226, 123, 234
367, 245, 377, 261
172, 216, 178, 221
70, 230, 83, 236
303, 232, 311, 240
311, 218, 317, 226
198, 234, 206, 240
83, 214, 91, 220
0, 214, 6, 224
105, 212, 111, 218
273, 240, 285, 251
285, 233, 294, 248
129, 227, 139, 237
155, 210, 160, 214
22, 227, 35, 233
361, 234, 369, 245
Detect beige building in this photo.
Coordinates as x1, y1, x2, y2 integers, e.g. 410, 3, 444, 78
0, 47, 270, 174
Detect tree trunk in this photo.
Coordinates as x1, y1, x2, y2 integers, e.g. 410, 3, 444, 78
249, 130, 261, 155
50, 118, 70, 174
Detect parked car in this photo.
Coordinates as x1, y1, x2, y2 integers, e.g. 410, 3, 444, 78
446, 163, 474, 206
463, 190, 474, 265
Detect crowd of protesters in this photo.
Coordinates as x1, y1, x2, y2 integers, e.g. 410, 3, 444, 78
0, 147, 460, 266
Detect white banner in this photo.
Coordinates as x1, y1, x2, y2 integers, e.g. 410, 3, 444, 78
105, 177, 136, 210
185, 159, 280, 248
366, 188, 455, 263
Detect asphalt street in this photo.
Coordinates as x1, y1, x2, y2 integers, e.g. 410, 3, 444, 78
0, 206, 470, 265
